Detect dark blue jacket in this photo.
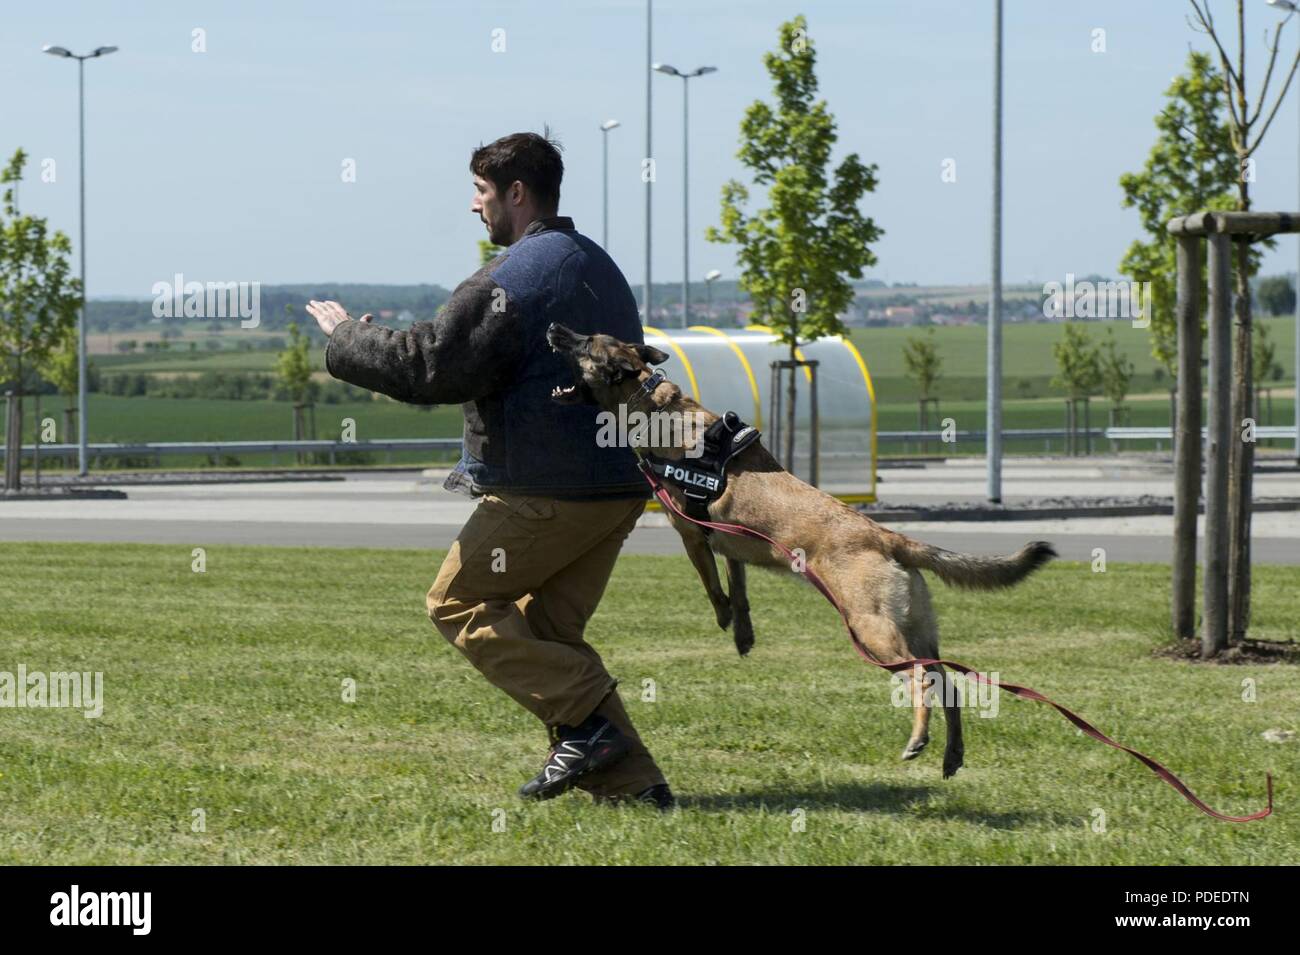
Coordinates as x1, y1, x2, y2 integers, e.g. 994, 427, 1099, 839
324, 216, 651, 500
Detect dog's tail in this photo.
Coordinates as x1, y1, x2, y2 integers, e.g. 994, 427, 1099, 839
889, 536, 1057, 590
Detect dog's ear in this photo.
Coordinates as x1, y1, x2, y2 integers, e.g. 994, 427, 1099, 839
613, 353, 641, 375
635, 344, 670, 366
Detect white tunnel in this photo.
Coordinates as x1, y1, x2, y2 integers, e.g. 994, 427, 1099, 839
642, 324, 877, 501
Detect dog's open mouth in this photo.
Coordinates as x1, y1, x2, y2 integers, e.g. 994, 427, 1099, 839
548, 360, 595, 405
550, 379, 590, 404
546, 324, 598, 405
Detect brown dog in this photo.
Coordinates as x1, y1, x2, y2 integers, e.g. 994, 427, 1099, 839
546, 322, 1055, 778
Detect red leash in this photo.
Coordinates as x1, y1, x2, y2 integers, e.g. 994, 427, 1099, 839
640, 463, 1274, 823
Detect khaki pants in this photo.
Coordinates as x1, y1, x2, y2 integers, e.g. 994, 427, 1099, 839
427, 491, 665, 799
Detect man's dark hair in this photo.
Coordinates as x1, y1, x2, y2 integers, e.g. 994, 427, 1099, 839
470, 130, 565, 211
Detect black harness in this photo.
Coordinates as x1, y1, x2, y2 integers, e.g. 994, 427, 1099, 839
628, 369, 762, 524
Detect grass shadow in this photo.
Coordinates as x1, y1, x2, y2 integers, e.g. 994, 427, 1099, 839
681, 782, 1052, 827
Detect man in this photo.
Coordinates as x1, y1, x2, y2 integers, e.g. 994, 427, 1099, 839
305, 131, 673, 810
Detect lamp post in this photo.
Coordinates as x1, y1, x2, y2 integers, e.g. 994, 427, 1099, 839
653, 62, 717, 328
644, 0, 653, 324
987, 1, 1003, 502
600, 120, 620, 250
42, 43, 118, 478
704, 268, 722, 322
1267, 0, 1300, 464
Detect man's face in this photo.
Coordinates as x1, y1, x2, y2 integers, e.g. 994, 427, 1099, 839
471, 175, 514, 247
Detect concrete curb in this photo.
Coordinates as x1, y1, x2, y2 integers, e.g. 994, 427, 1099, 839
2, 488, 128, 500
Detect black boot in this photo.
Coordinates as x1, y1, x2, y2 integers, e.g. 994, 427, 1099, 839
518, 713, 631, 801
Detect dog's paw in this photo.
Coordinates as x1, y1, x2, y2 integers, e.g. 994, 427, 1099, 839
714, 603, 733, 631
942, 747, 964, 779
732, 610, 755, 656
900, 737, 929, 761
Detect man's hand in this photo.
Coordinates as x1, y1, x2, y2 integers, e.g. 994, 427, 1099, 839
306, 299, 373, 336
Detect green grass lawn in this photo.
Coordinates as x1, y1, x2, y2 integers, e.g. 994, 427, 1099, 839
0, 542, 1294, 864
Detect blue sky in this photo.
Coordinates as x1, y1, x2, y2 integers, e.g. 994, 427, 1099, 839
4, 0, 1300, 298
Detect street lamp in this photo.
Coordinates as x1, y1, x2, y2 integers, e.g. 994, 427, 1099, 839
653, 62, 717, 328
43, 42, 118, 477
1267, 0, 1300, 464
600, 120, 620, 250
644, 0, 653, 325
704, 269, 722, 322
987, 1, 1003, 502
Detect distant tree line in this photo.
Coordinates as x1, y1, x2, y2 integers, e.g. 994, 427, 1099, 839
94, 369, 374, 404
83, 284, 453, 334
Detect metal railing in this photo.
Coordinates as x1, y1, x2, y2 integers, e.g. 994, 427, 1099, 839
0, 438, 461, 467
877, 425, 1294, 445
1, 427, 1296, 463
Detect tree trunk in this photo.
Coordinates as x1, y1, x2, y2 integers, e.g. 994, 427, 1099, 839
3, 391, 22, 493
1064, 399, 1075, 456
783, 344, 797, 474
63, 404, 76, 471
1226, 25, 1253, 647
293, 403, 305, 467
1172, 233, 1202, 641
33, 393, 41, 489
1205, 232, 1234, 657
1227, 237, 1254, 645
1084, 397, 1092, 455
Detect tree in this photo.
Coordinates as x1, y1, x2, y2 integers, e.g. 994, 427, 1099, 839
1255, 274, 1295, 316
273, 318, 317, 462
1052, 323, 1102, 455
1099, 327, 1135, 428
706, 14, 882, 473
1252, 320, 1282, 424
1189, 0, 1300, 647
36, 326, 86, 444
1119, 51, 1240, 382
902, 328, 942, 444
478, 240, 504, 267
0, 149, 82, 491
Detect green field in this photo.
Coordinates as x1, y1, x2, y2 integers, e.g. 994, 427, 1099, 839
847, 316, 1297, 402
93, 316, 1299, 397
3, 396, 466, 469
4, 317, 1294, 469
0, 542, 1294, 865
6, 391, 1295, 471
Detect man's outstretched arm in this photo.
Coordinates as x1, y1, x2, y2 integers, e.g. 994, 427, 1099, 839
306, 278, 524, 406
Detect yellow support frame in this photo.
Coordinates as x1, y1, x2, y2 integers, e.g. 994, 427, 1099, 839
643, 326, 701, 400
638, 325, 877, 508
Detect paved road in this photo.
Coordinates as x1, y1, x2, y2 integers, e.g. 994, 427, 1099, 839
2, 459, 1297, 563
